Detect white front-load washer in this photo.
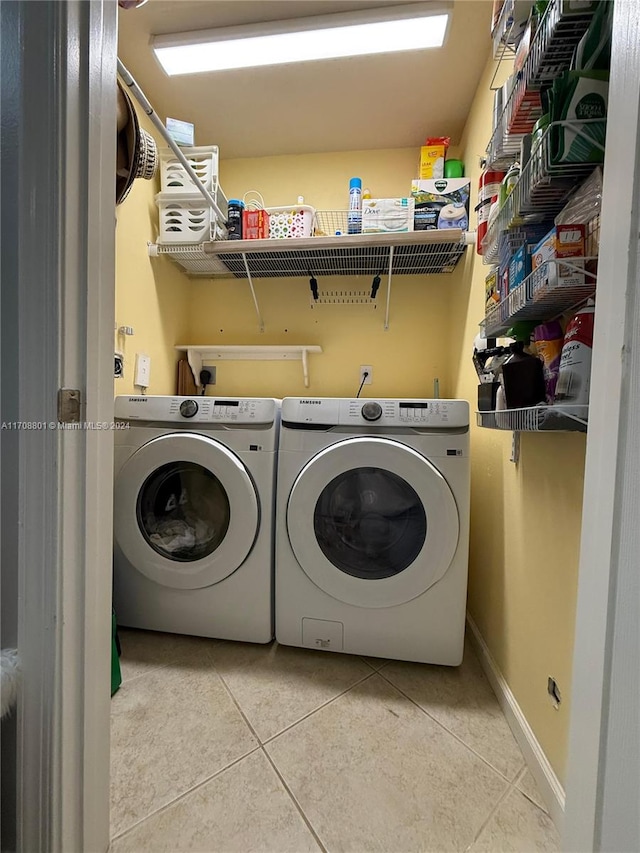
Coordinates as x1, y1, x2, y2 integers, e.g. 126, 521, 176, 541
275, 397, 470, 665
113, 395, 279, 642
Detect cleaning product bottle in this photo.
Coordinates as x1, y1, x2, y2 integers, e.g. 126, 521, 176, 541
348, 177, 362, 234
553, 303, 595, 419
533, 321, 564, 403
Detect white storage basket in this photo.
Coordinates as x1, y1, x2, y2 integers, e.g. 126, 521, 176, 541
156, 192, 214, 244
266, 204, 315, 238
160, 145, 219, 194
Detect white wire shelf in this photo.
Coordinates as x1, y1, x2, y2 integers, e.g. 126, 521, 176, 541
150, 229, 468, 278
482, 120, 605, 265
476, 404, 587, 432
484, 257, 597, 337
486, 0, 598, 169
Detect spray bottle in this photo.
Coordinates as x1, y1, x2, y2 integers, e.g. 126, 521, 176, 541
348, 177, 362, 234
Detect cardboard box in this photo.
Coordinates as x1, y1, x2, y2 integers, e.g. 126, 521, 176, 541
361, 198, 415, 234
531, 224, 585, 290
411, 179, 471, 231
419, 145, 446, 179
242, 209, 269, 240
485, 267, 500, 310
508, 244, 532, 295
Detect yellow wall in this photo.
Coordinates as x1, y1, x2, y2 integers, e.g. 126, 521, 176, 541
114, 98, 191, 396
452, 54, 585, 785
188, 149, 463, 399
116, 66, 583, 787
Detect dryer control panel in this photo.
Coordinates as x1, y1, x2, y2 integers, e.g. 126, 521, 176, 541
114, 395, 279, 425
282, 398, 469, 428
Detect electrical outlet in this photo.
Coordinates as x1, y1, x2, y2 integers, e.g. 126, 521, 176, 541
360, 365, 373, 385
114, 352, 124, 379
134, 353, 151, 387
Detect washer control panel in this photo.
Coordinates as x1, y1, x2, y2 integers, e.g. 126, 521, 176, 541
281, 398, 469, 428
114, 396, 279, 425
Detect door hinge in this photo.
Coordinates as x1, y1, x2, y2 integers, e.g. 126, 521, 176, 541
58, 389, 81, 423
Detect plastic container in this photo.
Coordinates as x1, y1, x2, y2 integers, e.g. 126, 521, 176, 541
499, 162, 521, 207
266, 205, 315, 238
500, 341, 546, 409
227, 199, 245, 240
477, 169, 505, 254
156, 192, 213, 244
554, 304, 595, 419
159, 145, 219, 193
348, 177, 362, 234
444, 159, 465, 178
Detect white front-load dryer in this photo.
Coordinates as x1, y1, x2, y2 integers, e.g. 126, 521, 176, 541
113, 395, 279, 642
275, 397, 470, 665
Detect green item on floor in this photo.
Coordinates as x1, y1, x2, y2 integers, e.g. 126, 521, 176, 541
112, 609, 122, 697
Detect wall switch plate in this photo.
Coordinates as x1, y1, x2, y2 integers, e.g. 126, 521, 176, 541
134, 353, 151, 387
360, 365, 373, 385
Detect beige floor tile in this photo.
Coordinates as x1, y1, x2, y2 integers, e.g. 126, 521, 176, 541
110, 647, 258, 838
381, 643, 525, 781
209, 640, 373, 742
266, 674, 508, 853
110, 750, 321, 853
116, 627, 219, 684
516, 768, 549, 813
359, 656, 390, 671
468, 787, 561, 852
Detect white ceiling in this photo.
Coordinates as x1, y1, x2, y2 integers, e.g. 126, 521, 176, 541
117, 0, 493, 159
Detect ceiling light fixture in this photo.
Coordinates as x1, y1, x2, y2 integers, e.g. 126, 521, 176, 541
152, 3, 451, 76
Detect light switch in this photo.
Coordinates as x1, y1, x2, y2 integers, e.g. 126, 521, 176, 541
134, 353, 151, 387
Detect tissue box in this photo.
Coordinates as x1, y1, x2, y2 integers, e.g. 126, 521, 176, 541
361, 198, 415, 234
411, 178, 471, 231
419, 145, 446, 179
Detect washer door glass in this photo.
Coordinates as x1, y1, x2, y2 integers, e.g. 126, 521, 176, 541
114, 433, 259, 590
137, 461, 231, 562
314, 467, 426, 579
287, 437, 459, 608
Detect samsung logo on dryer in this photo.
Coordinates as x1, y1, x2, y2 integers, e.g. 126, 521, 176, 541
299, 400, 322, 405
128, 397, 148, 402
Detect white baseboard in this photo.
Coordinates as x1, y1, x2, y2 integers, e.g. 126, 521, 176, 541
466, 614, 566, 834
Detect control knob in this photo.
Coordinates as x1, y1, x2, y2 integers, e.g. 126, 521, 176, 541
361, 401, 382, 421
179, 399, 198, 419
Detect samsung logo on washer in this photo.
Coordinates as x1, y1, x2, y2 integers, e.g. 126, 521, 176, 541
299, 400, 322, 405
128, 397, 148, 402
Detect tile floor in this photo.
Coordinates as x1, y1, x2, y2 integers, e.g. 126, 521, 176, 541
110, 630, 561, 853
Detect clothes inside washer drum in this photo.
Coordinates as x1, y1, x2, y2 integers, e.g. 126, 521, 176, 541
145, 514, 216, 557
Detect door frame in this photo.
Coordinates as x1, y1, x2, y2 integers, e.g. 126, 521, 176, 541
563, 1, 640, 850
4, 2, 117, 851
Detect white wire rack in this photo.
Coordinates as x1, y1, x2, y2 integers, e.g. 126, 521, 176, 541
486, 0, 597, 169
476, 404, 587, 432
150, 230, 468, 278
482, 119, 605, 264
484, 256, 597, 337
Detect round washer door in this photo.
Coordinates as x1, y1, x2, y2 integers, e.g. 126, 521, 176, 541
286, 437, 459, 608
114, 433, 259, 589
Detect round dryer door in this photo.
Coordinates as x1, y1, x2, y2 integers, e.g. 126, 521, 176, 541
114, 433, 259, 589
286, 437, 459, 608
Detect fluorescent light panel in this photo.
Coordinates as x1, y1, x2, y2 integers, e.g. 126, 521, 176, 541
153, 4, 450, 76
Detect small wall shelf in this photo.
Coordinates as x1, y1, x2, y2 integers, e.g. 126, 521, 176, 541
175, 345, 322, 389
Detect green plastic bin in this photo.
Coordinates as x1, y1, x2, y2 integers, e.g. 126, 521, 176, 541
111, 610, 122, 696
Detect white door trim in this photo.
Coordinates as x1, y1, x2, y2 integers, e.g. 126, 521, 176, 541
12, 2, 117, 851
564, 1, 640, 850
